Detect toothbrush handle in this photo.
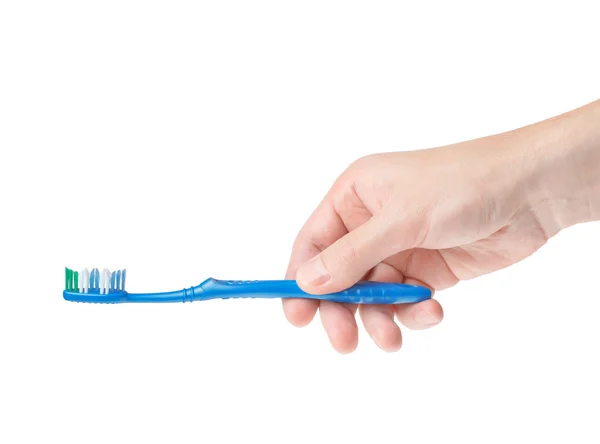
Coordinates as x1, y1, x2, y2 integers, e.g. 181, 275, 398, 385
196, 278, 431, 304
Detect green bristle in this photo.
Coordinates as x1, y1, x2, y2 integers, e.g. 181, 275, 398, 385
74, 271, 79, 292
66, 268, 73, 291
65, 267, 72, 290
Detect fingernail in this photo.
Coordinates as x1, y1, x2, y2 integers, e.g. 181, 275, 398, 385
296, 256, 330, 287
415, 310, 439, 326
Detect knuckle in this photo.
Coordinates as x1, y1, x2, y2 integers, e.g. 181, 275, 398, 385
333, 240, 359, 267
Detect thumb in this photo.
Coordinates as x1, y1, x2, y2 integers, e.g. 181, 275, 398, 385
295, 215, 405, 294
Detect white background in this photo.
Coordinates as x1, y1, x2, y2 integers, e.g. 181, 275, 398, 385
1, 1, 600, 443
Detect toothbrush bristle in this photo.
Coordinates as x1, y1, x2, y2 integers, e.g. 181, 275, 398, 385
91, 268, 99, 289
64, 267, 127, 294
65, 268, 72, 290
104, 268, 111, 294
82, 267, 89, 293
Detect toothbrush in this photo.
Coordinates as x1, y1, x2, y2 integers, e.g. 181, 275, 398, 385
63, 267, 431, 304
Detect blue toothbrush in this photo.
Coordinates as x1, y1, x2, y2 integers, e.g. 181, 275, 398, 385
63, 267, 431, 304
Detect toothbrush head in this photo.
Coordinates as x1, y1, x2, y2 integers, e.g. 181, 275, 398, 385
63, 267, 128, 303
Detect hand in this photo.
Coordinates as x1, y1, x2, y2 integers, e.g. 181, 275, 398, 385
282, 99, 600, 354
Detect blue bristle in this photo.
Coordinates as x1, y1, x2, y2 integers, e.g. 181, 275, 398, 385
122, 269, 127, 291
116, 270, 122, 290
111, 271, 116, 291
90, 268, 98, 289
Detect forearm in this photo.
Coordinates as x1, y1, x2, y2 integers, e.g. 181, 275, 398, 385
521, 100, 600, 235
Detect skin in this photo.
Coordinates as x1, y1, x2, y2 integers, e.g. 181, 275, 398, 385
282, 99, 600, 353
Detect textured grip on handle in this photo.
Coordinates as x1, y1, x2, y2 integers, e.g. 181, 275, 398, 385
196, 278, 431, 304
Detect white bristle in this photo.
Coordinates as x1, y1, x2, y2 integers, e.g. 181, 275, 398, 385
104, 268, 111, 294
100, 269, 106, 294
82, 268, 89, 293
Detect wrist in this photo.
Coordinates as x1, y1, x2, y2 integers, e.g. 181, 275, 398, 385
522, 100, 600, 235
